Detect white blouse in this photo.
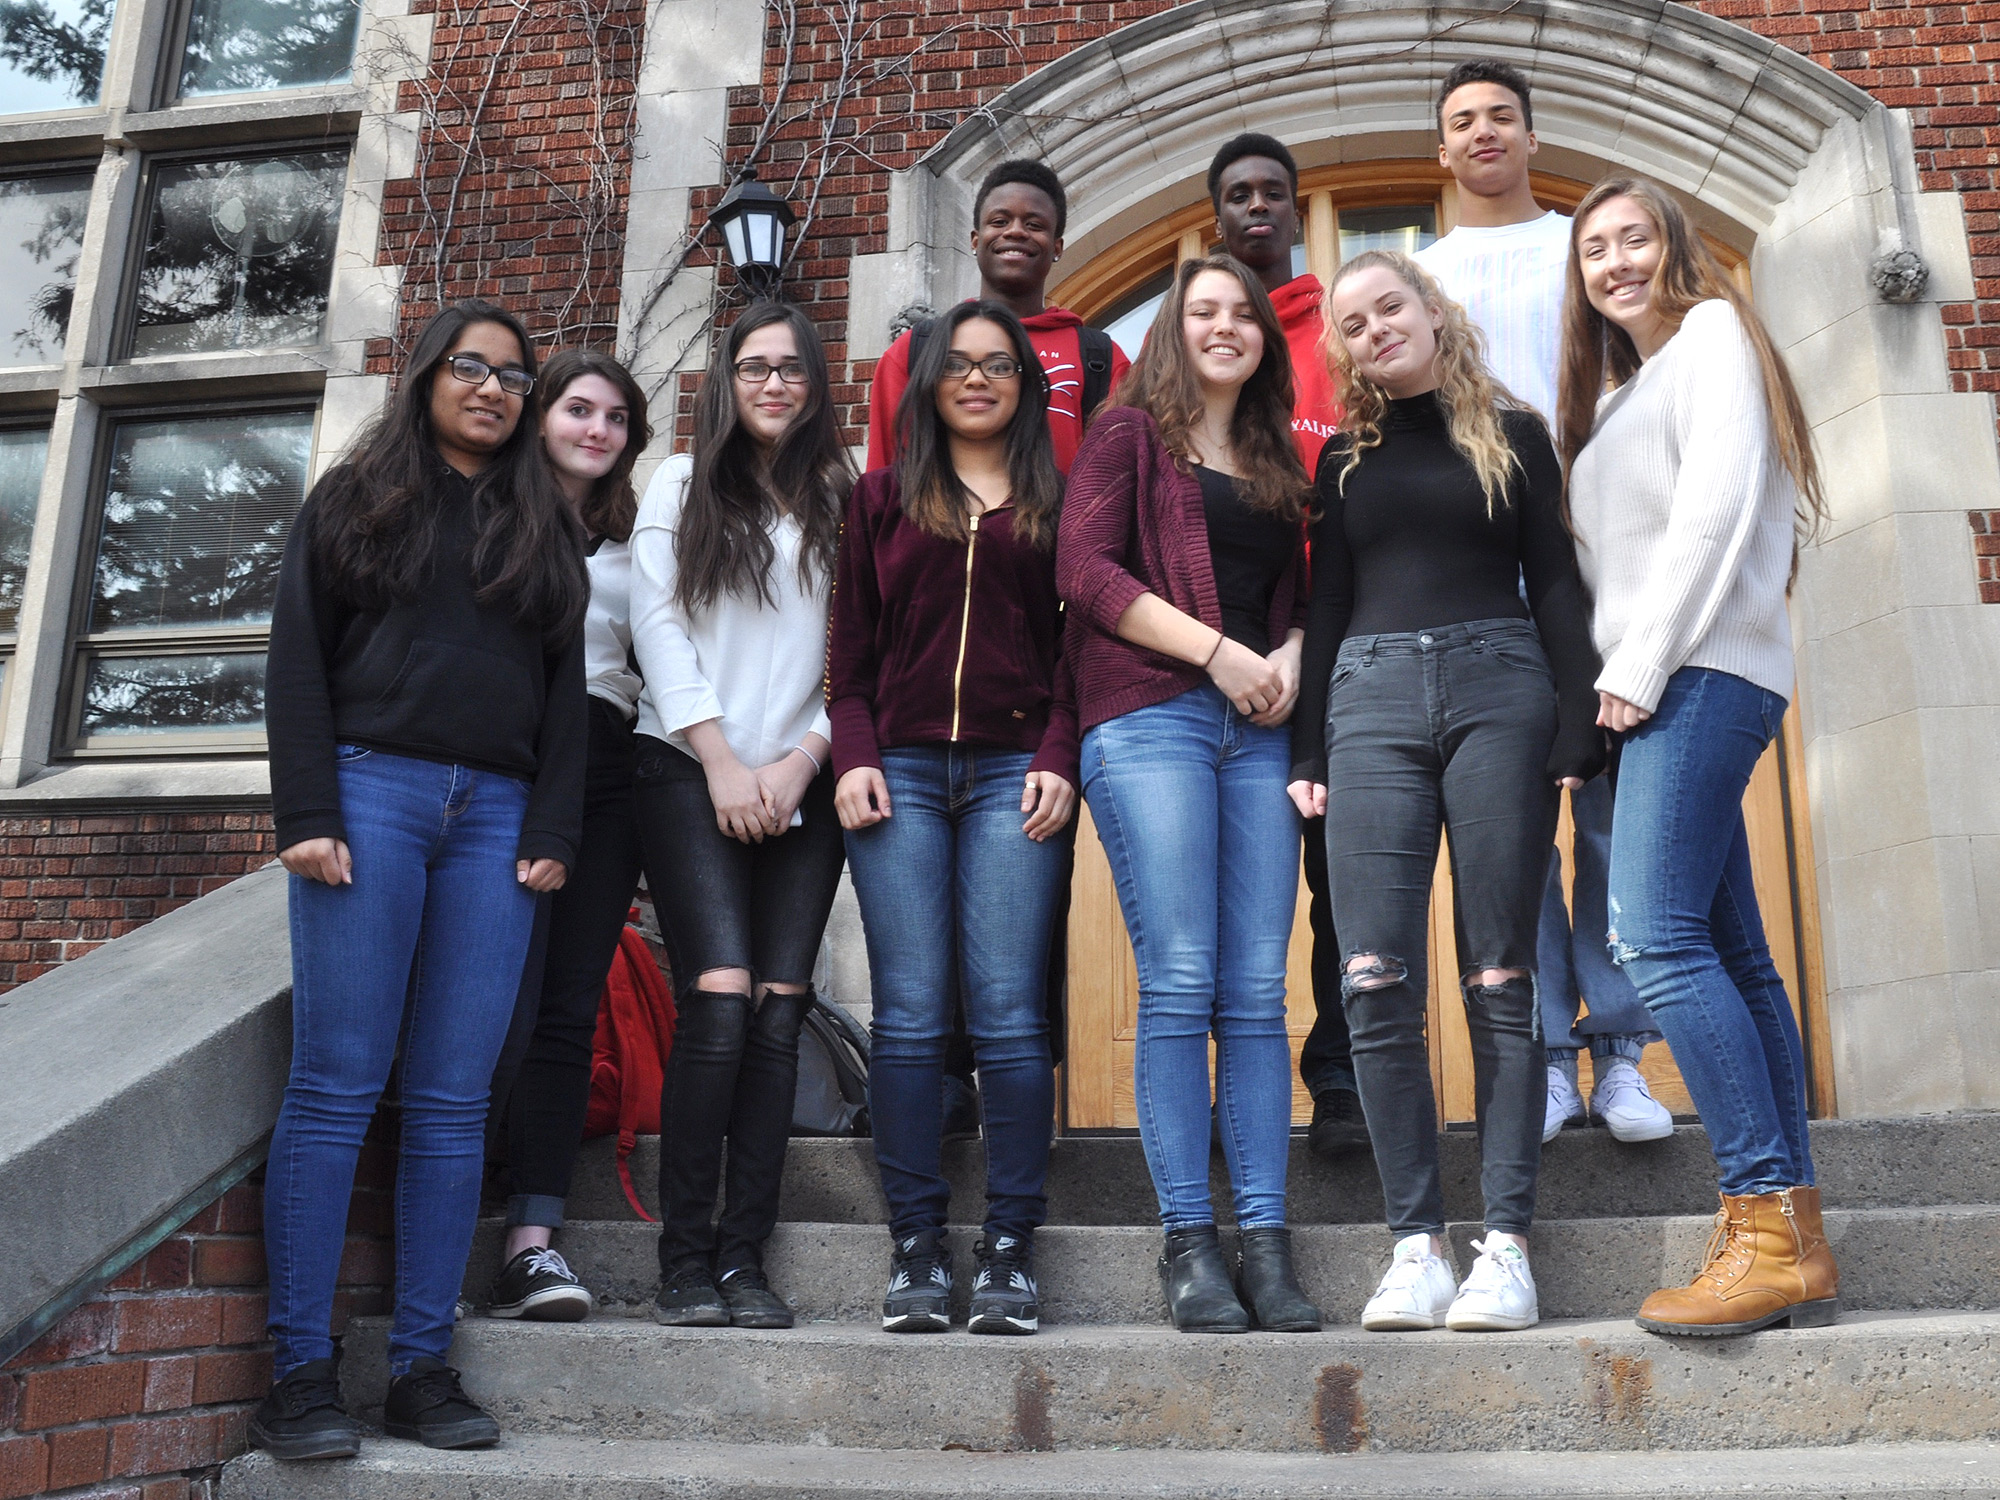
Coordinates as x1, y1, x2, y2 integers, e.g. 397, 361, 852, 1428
582, 536, 642, 718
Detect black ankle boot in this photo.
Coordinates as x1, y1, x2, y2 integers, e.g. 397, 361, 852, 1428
1159, 1225, 1250, 1333
1237, 1226, 1322, 1332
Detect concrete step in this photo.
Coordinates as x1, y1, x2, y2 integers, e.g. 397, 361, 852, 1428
466, 1206, 2000, 1324
560, 1112, 2000, 1225
222, 1434, 2000, 1499
340, 1309, 2000, 1454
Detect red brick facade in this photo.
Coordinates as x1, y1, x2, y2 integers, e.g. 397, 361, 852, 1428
1973, 509, 2000, 601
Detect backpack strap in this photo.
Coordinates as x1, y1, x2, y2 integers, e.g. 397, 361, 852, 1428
1077, 325, 1115, 423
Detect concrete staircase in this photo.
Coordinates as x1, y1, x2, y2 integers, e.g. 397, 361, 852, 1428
225, 1114, 2000, 1497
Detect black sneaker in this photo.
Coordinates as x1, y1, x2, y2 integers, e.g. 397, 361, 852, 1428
968, 1235, 1039, 1335
882, 1229, 952, 1332
1308, 1087, 1371, 1160
717, 1264, 794, 1329
381, 1358, 500, 1450
247, 1358, 361, 1461
652, 1261, 731, 1327
487, 1246, 593, 1322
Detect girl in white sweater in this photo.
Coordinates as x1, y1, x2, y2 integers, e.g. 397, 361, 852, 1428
1559, 176, 1838, 1338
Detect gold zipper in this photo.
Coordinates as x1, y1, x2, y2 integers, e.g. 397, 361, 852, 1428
949, 513, 981, 741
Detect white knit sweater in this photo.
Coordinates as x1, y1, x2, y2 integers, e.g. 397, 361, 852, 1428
1568, 299, 1799, 714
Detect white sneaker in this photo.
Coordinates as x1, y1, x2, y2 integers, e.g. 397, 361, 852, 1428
1542, 1063, 1585, 1143
1361, 1233, 1458, 1331
1590, 1057, 1675, 1143
1446, 1236, 1539, 1331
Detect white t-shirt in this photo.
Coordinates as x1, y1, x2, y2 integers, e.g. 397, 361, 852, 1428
1415, 208, 1571, 429
582, 536, 642, 718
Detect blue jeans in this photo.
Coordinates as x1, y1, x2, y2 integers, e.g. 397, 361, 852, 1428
1607, 667, 1811, 1196
1539, 774, 1662, 1064
847, 746, 1066, 1242
1082, 685, 1298, 1231
266, 748, 537, 1376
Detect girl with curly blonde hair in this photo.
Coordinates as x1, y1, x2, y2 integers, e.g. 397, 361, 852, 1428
1288, 250, 1604, 1335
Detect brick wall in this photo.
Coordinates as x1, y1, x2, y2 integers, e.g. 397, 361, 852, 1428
1973, 509, 2000, 600
0, 1118, 397, 1500
0, 812, 275, 992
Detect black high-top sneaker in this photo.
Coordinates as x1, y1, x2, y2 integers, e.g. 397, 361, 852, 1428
247, 1358, 362, 1461
881, 1228, 952, 1332
967, 1234, 1039, 1335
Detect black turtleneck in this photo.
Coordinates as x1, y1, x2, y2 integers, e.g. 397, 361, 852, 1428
1290, 391, 1604, 784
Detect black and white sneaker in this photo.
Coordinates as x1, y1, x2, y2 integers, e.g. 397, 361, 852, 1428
487, 1247, 593, 1322
967, 1235, 1038, 1335
882, 1229, 952, 1332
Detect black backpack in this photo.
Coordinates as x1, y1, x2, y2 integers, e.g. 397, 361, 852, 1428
791, 995, 871, 1137
908, 316, 1116, 423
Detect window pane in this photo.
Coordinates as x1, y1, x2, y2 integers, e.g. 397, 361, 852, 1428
179, 0, 362, 96
1338, 204, 1437, 263
130, 151, 346, 357
90, 410, 312, 632
79, 650, 265, 736
0, 0, 113, 112
0, 172, 91, 364
0, 428, 48, 633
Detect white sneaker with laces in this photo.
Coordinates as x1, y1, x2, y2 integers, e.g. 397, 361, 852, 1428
1361, 1233, 1458, 1331
1446, 1236, 1539, 1331
1542, 1063, 1585, 1143
1590, 1057, 1675, 1143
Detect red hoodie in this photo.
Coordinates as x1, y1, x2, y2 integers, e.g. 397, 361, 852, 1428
1269, 273, 1341, 474
864, 306, 1131, 475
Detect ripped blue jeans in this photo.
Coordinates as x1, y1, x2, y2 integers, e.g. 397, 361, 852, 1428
1606, 667, 1811, 1197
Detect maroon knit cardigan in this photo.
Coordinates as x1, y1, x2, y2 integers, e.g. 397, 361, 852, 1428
1056, 406, 1307, 732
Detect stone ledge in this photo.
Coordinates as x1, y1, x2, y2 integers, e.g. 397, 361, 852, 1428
0, 760, 271, 810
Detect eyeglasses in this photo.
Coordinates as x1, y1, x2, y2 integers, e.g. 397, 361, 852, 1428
734, 358, 810, 385
941, 353, 1021, 381
444, 354, 535, 397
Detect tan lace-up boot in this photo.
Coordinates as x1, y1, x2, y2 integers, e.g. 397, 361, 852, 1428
1635, 1186, 1840, 1336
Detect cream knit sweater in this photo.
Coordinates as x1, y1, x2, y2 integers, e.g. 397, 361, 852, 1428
1568, 299, 1799, 714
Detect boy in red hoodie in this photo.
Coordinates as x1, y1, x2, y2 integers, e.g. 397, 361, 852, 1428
865, 159, 1130, 474
1208, 133, 1365, 1162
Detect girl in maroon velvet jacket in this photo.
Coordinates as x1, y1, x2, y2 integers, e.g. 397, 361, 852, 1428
828, 300, 1078, 1336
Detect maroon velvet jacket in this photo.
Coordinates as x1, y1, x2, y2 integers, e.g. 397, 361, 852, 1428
826, 469, 1080, 785
1056, 406, 1308, 731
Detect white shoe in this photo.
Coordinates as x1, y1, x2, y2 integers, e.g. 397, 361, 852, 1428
1542, 1063, 1585, 1143
1446, 1236, 1539, 1331
1361, 1233, 1458, 1331
1591, 1057, 1674, 1143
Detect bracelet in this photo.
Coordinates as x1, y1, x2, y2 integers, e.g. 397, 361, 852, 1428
1201, 630, 1225, 668
791, 744, 823, 775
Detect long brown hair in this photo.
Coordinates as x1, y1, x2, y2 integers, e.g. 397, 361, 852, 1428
1109, 254, 1310, 520
539, 348, 651, 543
1322, 250, 1534, 516
1557, 177, 1827, 544
894, 300, 1063, 549
310, 299, 587, 644
678, 302, 853, 614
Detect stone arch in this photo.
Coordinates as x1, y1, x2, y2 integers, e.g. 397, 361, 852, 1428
846, 0, 2000, 1116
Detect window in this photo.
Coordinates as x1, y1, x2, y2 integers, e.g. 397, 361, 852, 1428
0, 427, 46, 707
176, 0, 363, 97
70, 407, 312, 747
0, 0, 115, 113
1337, 203, 1436, 262
128, 149, 347, 358
0, 170, 93, 364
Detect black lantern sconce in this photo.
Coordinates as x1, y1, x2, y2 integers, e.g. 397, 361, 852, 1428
709, 168, 796, 299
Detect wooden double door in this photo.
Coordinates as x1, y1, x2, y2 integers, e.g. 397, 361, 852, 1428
1060, 705, 1832, 1130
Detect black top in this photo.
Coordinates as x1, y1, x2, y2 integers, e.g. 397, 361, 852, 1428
1290, 392, 1604, 784
1195, 464, 1297, 653
264, 460, 588, 867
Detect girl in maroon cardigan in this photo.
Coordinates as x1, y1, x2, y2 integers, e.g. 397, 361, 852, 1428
830, 301, 1078, 1336
1057, 254, 1319, 1335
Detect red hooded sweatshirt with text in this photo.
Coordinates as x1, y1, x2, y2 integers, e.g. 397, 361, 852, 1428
1268, 272, 1341, 474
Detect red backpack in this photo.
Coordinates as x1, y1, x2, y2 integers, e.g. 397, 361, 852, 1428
583, 919, 677, 1220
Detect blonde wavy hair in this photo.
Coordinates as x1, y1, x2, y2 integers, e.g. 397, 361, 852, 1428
1320, 250, 1536, 516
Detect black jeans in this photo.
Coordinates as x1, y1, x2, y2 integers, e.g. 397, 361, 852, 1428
1296, 818, 1353, 1097
1321, 619, 1556, 1237
491, 696, 645, 1229
632, 735, 847, 1273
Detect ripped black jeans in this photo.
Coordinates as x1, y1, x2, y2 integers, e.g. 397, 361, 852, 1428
1320, 621, 1558, 1237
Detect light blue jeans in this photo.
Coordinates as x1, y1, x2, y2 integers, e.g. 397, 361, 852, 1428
1082, 685, 1299, 1231
1539, 774, 1663, 1066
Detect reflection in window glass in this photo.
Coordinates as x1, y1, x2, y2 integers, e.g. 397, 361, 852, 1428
1090, 244, 1310, 363
0, 171, 92, 364
179, 0, 362, 96
0, 0, 113, 112
1338, 204, 1437, 263
89, 410, 312, 633
79, 650, 265, 736
0, 428, 47, 633
130, 151, 346, 357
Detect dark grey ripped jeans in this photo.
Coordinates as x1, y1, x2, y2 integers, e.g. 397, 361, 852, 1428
1320, 618, 1558, 1237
